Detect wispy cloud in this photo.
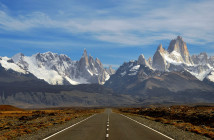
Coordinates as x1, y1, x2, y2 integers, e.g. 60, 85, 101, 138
0, 11, 54, 31
0, 0, 213, 47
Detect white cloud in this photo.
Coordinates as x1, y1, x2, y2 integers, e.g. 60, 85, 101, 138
0, 11, 54, 30
0, 0, 213, 46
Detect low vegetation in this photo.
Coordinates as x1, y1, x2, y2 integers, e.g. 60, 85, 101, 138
118, 105, 214, 139
0, 105, 103, 139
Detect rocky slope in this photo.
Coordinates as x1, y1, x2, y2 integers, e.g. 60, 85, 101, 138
1, 36, 214, 107
109, 36, 214, 86
0, 65, 136, 107
105, 36, 214, 103
152, 36, 214, 82
105, 59, 213, 91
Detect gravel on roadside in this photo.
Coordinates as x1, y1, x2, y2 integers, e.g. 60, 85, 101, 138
18, 111, 211, 140
123, 113, 211, 140
18, 114, 93, 140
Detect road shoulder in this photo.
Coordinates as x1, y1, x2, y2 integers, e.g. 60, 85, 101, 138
119, 113, 210, 140
18, 114, 94, 140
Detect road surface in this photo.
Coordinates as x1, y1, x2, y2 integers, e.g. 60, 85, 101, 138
43, 109, 173, 140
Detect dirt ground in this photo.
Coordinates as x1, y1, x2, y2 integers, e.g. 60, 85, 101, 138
0, 105, 103, 139
118, 105, 214, 139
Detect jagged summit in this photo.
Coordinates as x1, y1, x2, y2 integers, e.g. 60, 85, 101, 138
137, 54, 152, 69
148, 57, 152, 66
12, 53, 24, 63
79, 49, 89, 68
174, 35, 183, 41
5, 49, 113, 85
157, 44, 165, 53
152, 44, 167, 71
118, 36, 214, 83
82, 49, 88, 57
2, 36, 214, 86
192, 52, 208, 65
105, 36, 214, 101
95, 58, 101, 65
105, 65, 115, 75
168, 36, 192, 64
152, 36, 194, 72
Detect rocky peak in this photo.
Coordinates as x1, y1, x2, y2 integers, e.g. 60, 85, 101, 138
138, 54, 145, 59
34, 53, 43, 62
168, 36, 185, 53
148, 57, 152, 66
12, 53, 25, 63
105, 65, 115, 75
138, 54, 145, 63
192, 52, 208, 65
157, 44, 165, 53
94, 58, 104, 73
59, 54, 72, 62
88, 55, 94, 64
137, 54, 152, 69
95, 58, 102, 67
83, 49, 87, 56
87, 55, 96, 73
177, 35, 183, 40
79, 49, 89, 67
42, 52, 57, 60
12, 53, 29, 70
152, 44, 167, 71
208, 56, 214, 67
167, 36, 192, 64
9, 50, 111, 85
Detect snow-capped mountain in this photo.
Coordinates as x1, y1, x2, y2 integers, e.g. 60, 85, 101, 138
105, 65, 116, 75
152, 36, 193, 72
105, 58, 214, 96
106, 36, 214, 93
0, 56, 27, 74
0, 49, 112, 85
167, 36, 193, 65
192, 52, 208, 65
137, 54, 152, 69
151, 36, 214, 82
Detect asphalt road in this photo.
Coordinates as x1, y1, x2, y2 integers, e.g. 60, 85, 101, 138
44, 109, 173, 140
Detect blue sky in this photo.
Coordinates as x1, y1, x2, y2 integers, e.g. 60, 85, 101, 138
0, 0, 214, 69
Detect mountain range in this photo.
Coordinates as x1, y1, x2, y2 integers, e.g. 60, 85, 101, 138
0, 36, 214, 107
1, 37, 214, 86
105, 36, 214, 97
0, 49, 115, 85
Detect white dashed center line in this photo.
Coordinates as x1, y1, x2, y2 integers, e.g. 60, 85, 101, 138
106, 134, 109, 137
106, 110, 110, 139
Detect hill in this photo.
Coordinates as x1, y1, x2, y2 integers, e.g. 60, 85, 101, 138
0, 105, 24, 111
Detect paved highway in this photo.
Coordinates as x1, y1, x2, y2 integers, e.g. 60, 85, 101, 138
43, 109, 173, 140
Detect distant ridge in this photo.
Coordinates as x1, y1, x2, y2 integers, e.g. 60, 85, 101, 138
0, 49, 115, 85
105, 36, 214, 104
1, 36, 214, 108
0, 105, 24, 111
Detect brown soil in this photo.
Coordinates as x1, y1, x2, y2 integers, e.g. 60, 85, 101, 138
0, 106, 103, 139
118, 105, 214, 139
0, 105, 24, 111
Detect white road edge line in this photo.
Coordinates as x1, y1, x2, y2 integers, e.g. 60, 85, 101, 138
43, 114, 96, 140
120, 114, 174, 140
